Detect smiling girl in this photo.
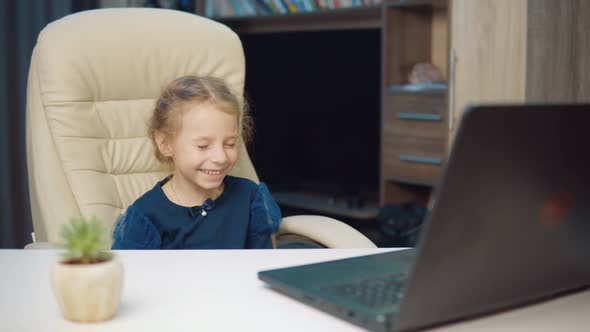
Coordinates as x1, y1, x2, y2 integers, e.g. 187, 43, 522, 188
112, 76, 281, 249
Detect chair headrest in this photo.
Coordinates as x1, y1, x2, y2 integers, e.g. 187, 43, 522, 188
37, 8, 246, 103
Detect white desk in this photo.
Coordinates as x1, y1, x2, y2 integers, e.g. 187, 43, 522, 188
1, 249, 589, 332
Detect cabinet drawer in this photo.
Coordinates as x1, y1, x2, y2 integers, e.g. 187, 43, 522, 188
383, 94, 447, 139
382, 133, 446, 186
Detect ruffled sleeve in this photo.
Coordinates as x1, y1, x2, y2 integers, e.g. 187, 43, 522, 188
111, 205, 162, 249
247, 182, 282, 249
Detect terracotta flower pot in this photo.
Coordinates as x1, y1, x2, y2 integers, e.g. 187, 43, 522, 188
51, 256, 123, 322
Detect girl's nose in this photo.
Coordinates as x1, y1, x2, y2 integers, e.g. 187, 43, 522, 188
210, 146, 228, 164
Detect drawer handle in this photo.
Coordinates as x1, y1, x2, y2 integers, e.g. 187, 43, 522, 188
398, 112, 442, 122
399, 155, 442, 165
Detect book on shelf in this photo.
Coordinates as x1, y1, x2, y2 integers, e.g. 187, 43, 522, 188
203, 0, 383, 18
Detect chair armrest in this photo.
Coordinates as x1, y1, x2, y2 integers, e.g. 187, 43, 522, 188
24, 242, 60, 249
278, 215, 377, 248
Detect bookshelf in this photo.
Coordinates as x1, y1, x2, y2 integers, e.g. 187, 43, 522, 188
201, 0, 382, 17
210, 5, 381, 33
195, 0, 450, 213
195, 1, 382, 33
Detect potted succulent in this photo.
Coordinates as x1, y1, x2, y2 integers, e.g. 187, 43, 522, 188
51, 216, 123, 322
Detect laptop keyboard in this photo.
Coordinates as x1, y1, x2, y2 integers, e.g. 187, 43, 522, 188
320, 273, 408, 309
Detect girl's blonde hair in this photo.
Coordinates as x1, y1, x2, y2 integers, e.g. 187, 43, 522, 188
148, 75, 253, 163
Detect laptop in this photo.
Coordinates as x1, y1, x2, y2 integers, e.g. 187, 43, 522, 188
258, 104, 590, 331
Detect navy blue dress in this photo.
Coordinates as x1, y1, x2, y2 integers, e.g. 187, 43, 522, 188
111, 176, 281, 249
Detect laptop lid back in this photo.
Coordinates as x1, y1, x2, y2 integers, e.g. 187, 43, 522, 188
395, 104, 590, 331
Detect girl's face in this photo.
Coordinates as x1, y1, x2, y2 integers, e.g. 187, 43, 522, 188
162, 102, 239, 194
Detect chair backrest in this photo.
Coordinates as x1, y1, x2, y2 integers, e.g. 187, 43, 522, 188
26, 8, 258, 243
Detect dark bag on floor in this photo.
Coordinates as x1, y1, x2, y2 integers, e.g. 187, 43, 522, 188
377, 202, 427, 247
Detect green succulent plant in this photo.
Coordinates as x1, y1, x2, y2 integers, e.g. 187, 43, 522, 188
60, 216, 112, 264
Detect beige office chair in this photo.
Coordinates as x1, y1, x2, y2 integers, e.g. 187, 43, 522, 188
25, 8, 376, 249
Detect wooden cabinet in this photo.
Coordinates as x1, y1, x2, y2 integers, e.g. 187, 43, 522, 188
381, 0, 590, 207
382, 92, 447, 185
380, 0, 450, 206
448, 0, 528, 145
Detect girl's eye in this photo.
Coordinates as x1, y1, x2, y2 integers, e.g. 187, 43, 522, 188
225, 143, 236, 148
197, 145, 208, 149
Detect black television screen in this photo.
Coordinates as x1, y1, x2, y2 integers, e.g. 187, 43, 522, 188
241, 29, 381, 205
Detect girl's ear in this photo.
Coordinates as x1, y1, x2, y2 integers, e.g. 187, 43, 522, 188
155, 132, 173, 159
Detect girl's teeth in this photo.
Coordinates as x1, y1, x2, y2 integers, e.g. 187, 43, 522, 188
201, 169, 222, 175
